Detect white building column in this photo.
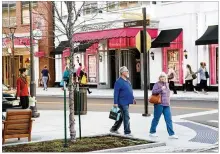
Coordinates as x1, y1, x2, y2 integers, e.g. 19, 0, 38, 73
33, 43, 39, 87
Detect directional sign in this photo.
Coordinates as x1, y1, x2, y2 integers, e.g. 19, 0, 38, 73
124, 19, 150, 28
135, 30, 151, 52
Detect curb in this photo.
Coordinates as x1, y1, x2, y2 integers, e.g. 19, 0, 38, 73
36, 94, 218, 102
90, 133, 166, 153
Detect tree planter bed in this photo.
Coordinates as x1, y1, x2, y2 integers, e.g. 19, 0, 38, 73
3, 134, 155, 152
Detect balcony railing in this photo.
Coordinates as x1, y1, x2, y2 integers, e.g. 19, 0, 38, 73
2, 17, 16, 27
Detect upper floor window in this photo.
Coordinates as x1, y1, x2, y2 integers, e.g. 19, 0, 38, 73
21, 1, 37, 24
83, 2, 98, 15
2, 1, 16, 27
107, 1, 141, 11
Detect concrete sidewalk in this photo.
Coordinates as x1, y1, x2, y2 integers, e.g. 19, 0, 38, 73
36, 87, 219, 101
3, 110, 218, 152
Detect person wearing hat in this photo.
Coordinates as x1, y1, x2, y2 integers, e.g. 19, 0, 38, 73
16, 68, 29, 109
110, 66, 136, 136
149, 72, 178, 139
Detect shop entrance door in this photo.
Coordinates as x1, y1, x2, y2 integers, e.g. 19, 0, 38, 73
109, 50, 116, 88
2, 56, 12, 86
167, 49, 180, 83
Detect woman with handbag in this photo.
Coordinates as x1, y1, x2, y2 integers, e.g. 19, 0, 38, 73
194, 62, 209, 95
16, 68, 29, 109
149, 72, 178, 139
167, 65, 177, 94
184, 64, 198, 93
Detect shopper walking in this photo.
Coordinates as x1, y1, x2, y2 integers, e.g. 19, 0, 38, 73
194, 62, 209, 94
79, 69, 92, 94
167, 65, 177, 94
41, 65, 50, 91
184, 64, 198, 93
16, 68, 29, 109
110, 66, 136, 136
149, 72, 178, 139
63, 66, 70, 89
76, 63, 82, 78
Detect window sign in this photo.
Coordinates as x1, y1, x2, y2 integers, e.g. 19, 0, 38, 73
88, 55, 96, 83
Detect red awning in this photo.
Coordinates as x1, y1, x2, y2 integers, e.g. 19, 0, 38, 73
73, 28, 158, 43
34, 51, 45, 57
62, 48, 70, 57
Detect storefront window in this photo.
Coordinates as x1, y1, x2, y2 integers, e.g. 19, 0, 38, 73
83, 2, 98, 15
2, 1, 16, 27
21, 1, 37, 24
167, 49, 179, 82
88, 55, 97, 83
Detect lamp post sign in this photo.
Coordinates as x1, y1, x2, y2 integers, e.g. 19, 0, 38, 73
124, 10, 151, 116
124, 19, 150, 28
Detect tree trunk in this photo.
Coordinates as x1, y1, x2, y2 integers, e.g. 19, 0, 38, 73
67, 1, 76, 142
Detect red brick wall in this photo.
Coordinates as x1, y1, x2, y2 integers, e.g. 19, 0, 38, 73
3, 1, 55, 87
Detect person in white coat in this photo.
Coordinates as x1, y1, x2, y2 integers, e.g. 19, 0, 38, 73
184, 64, 198, 93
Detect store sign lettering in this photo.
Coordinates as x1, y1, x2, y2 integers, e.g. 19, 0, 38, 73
81, 24, 112, 32
3, 37, 36, 46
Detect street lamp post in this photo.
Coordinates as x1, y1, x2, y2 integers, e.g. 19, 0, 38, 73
29, 1, 40, 118
9, 27, 16, 89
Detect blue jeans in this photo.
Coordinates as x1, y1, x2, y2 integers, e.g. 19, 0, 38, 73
150, 105, 175, 136
42, 76, 48, 89
110, 105, 131, 134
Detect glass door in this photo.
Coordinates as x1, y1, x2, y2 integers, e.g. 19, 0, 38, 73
167, 49, 179, 83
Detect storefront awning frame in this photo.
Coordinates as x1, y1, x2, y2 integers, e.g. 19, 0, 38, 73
195, 25, 218, 45
151, 28, 183, 48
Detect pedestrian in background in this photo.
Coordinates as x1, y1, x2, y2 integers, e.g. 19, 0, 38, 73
184, 64, 198, 93
16, 68, 29, 109
41, 65, 50, 91
194, 62, 209, 95
110, 66, 136, 136
167, 65, 177, 94
76, 63, 82, 78
63, 66, 70, 89
149, 72, 178, 139
79, 69, 92, 94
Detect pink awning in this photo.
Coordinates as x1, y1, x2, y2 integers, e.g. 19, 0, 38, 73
73, 28, 158, 43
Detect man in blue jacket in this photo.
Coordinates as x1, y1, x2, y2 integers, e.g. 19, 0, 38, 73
110, 66, 136, 136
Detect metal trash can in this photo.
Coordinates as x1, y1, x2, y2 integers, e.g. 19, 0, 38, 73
74, 87, 87, 115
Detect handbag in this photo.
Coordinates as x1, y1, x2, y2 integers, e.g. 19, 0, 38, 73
81, 75, 87, 85
60, 80, 64, 87
192, 73, 197, 80
205, 71, 209, 78
149, 94, 161, 104
168, 73, 174, 80
109, 107, 121, 121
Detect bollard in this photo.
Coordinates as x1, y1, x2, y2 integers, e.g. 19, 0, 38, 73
77, 83, 82, 139
63, 81, 68, 147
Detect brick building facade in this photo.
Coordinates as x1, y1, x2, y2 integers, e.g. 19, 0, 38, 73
2, 1, 55, 87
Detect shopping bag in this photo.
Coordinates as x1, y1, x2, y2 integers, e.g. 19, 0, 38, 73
109, 107, 121, 121
60, 80, 64, 87
205, 71, 210, 78
29, 96, 36, 106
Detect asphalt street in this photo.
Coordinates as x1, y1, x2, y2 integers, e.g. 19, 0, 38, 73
35, 97, 219, 128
